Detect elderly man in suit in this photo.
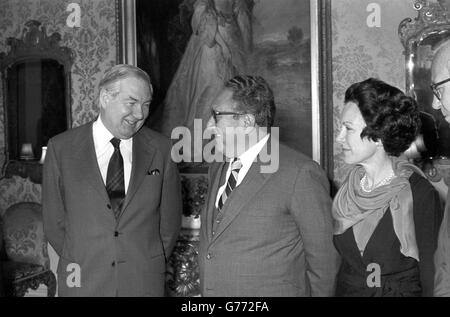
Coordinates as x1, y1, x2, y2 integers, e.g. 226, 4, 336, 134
42, 64, 182, 296
199, 75, 339, 296
431, 40, 450, 297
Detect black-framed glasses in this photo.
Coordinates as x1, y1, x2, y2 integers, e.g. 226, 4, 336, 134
211, 109, 245, 122
430, 78, 450, 100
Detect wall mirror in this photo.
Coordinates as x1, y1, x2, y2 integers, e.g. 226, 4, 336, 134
399, 0, 450, 192
0, 20, 73, 167
399, 0, 450, 159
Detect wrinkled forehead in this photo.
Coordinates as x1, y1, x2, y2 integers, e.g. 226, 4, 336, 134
118, 77, 152, 99
211, 88, 238, 111
432, 50, 450, 81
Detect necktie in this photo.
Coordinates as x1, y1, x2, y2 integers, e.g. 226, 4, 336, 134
106, 138, 125, 218
218, 158, 242, 211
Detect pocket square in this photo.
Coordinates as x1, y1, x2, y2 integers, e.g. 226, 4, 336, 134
148, 169, 160, 175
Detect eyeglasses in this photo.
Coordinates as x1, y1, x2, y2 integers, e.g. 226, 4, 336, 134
211, 109, 245, 122
430, 78, 450, 101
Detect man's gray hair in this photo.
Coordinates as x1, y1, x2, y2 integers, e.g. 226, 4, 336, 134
99, 64, 153, 96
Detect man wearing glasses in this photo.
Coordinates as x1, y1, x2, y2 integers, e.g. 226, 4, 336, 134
431, 41, 450, 296
198, 75, 339, 296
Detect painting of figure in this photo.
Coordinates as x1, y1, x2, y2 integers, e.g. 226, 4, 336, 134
136, 0, 313, 157
161, 0, 253, 137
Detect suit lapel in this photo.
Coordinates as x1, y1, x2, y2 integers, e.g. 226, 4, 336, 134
119, 130, 156, 217
210, 160, 272, 244
205, 162, 227, 243
73, 122, 110, 204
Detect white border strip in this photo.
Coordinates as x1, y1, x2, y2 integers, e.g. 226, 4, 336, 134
310, 0, 321, 164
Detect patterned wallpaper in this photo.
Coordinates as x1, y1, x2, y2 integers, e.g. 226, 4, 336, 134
0, 0, 426, 211
0, 176, 41, 215
332, 0, 417, 185
0, 0, 117, 214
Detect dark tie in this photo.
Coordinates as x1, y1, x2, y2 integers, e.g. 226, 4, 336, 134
106, 138, 125, 218
218, 158, 242, 211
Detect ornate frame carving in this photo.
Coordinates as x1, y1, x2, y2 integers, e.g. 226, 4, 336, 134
399, 0, 450, 95
0, 20, 74, 170
399, 1, 450, 186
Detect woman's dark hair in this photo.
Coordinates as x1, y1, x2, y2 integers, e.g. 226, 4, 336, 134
344, 78, 420, 157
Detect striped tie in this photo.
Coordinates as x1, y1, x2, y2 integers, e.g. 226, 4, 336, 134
218, 158, 242, 211
106, 138, 125, 218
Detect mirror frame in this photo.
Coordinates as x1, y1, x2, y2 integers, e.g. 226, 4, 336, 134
0, 20, 74, 168
399, 0, 450, 96
399, 0, 450, 189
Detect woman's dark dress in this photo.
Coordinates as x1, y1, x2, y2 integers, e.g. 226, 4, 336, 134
333, 173, 443, 297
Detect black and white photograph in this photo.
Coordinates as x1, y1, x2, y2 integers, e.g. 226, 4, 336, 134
0, 0, 449, 304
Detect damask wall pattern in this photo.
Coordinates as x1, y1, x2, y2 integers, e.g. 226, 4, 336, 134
0, 176, 41, 217
0, 0, 117, 172
332, 0, 417, 185
0, 0, 117, 211
0, 1, 423, 194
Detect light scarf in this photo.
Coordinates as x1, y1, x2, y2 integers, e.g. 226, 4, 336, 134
332, 158, 423, 261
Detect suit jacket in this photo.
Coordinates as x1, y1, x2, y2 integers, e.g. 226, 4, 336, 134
0, 225, 4, 297
434, 189, 450, 296
42, 122, 182, 296
199, 141, 340, 296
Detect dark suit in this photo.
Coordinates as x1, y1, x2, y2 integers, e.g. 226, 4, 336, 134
199, 141, 339, 296
435, 189, 450, 296
0, 225, 4, 297
42, 122, 182, 296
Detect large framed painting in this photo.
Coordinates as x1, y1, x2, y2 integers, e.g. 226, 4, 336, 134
117, 0, 333, 297
117, 0, 333, 176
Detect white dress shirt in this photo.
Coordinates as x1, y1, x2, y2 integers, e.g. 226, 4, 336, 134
215, 134, 270, 208
92, 117, 133, 194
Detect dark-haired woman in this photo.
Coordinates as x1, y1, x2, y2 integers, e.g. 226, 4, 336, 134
333, 78, 443, 296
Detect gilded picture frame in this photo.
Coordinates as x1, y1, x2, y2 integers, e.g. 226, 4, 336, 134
117, 0, 333, 178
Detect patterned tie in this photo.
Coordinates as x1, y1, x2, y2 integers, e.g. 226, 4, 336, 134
106, 138, 125, 218
218, 158, 242, 211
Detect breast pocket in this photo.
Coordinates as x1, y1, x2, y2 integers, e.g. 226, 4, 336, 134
142, 174, 163, 190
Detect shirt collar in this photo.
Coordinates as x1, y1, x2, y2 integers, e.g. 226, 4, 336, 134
93, 116, 133, 154
237, 133, 270, 170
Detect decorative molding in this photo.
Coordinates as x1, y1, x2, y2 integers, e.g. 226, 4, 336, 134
180, 174, 208, 219
0, 20, 74, 170
115, 0, 122, 64
3, 262, 56, 297
0, 20, 74, 71
399, 0, 450, 96
421, 157, 450, 186
399, 1, 450, 48
166, 229, 200, 297
13, 269, 56, 297
318, 0, 334, 185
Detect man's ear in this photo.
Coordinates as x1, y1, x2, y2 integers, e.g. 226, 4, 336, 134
99, 90, 109, 109
244, 114, 255, 127
445, 59, 450, 74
